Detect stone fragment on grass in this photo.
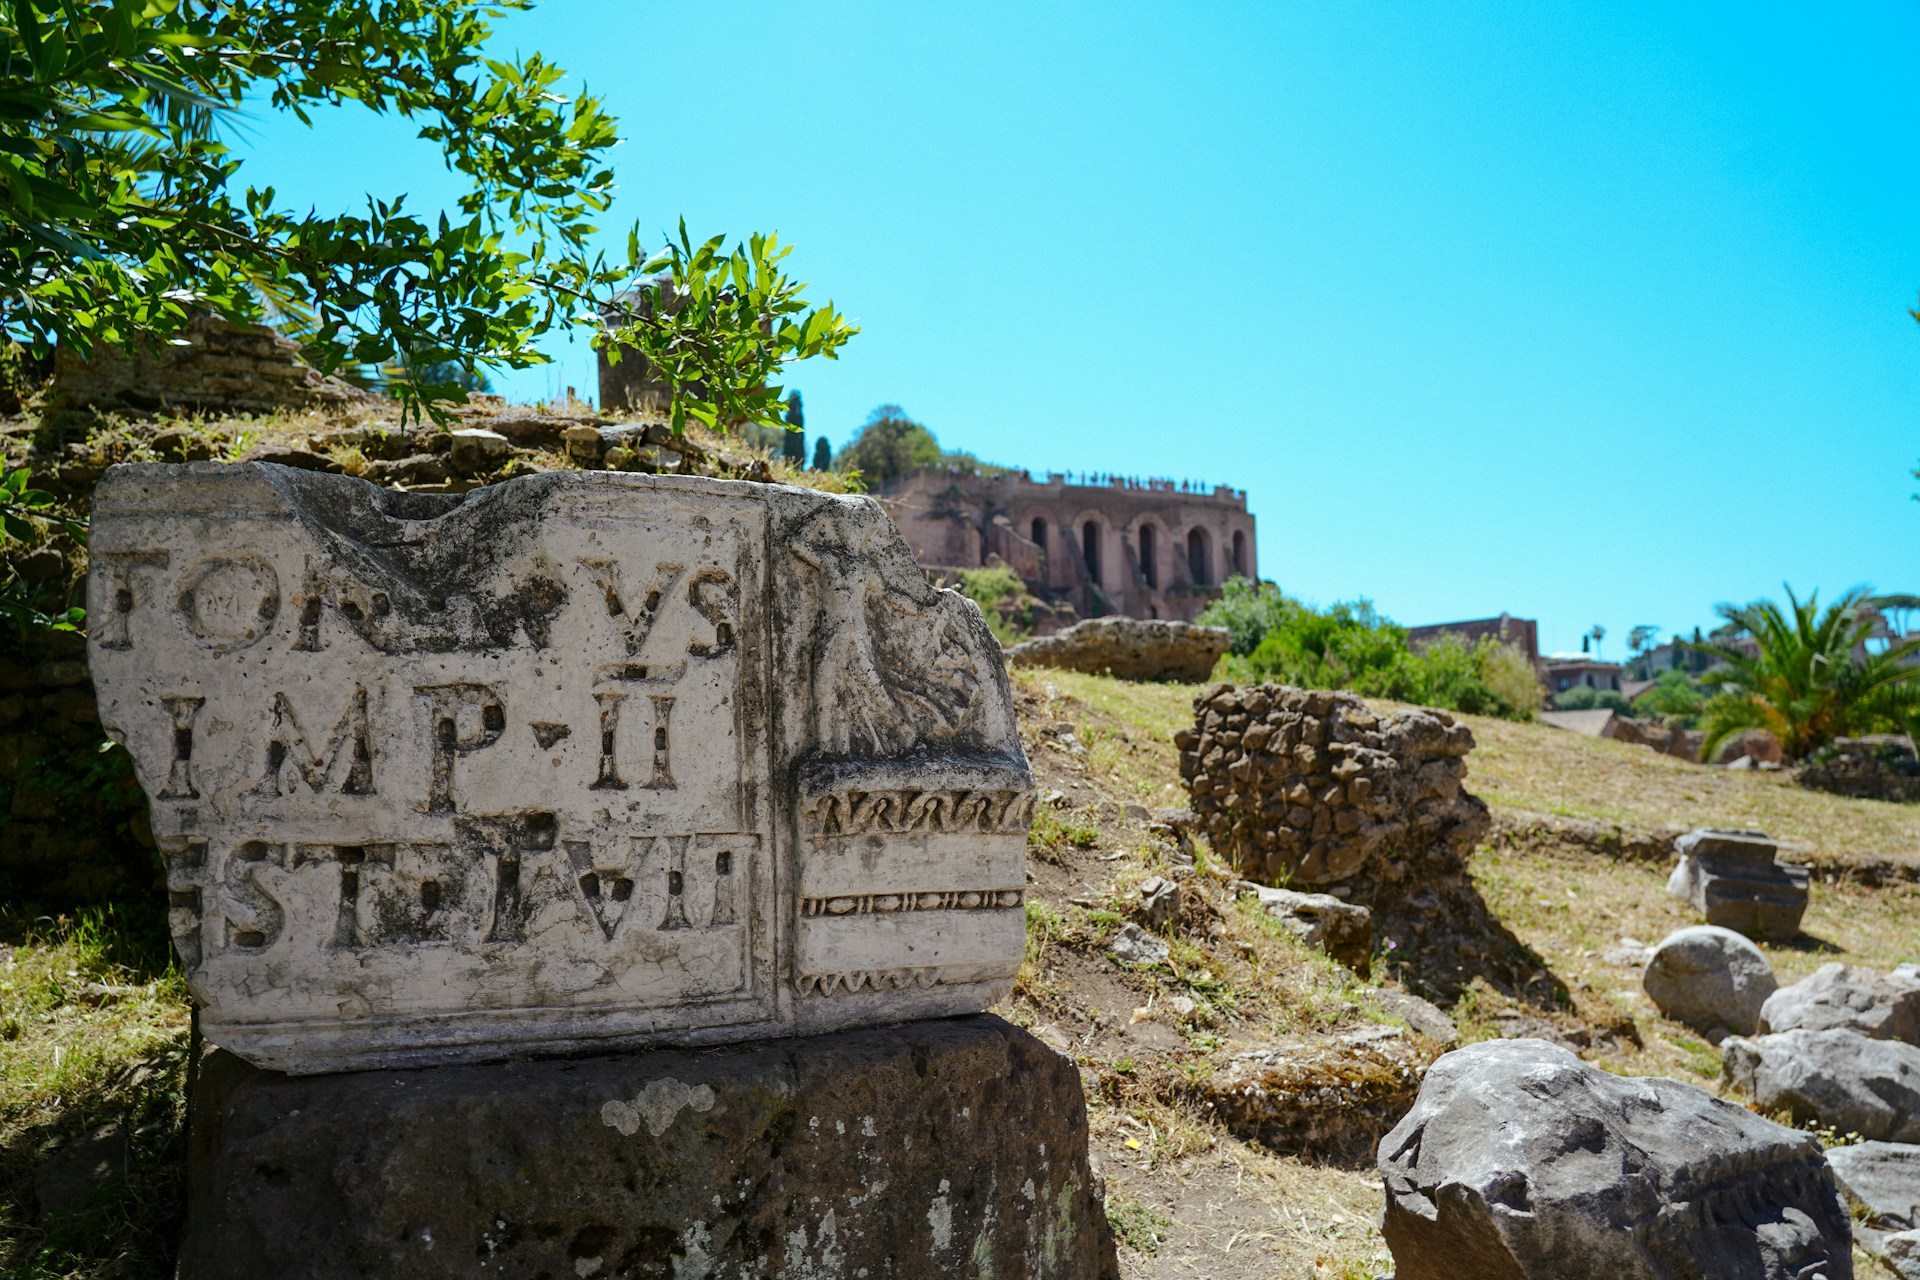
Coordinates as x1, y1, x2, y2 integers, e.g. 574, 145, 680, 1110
1665, 827, 1809, 942
1826, 1140, 1920, 1230
446, 427, 511, 475
1885, 1230, 1920, 1280
1760, 963, 1920, 1043
1137, 875, 1181, 928
1006, 617, 1229, 683
1109, 922, 1170, 967
1244, 883, 1372, 974
1379, 1038, 1854, 1280
1722, 1028, 1920, 1143
1642, 925, 1777, 1036
1377, 987, 1458, 1047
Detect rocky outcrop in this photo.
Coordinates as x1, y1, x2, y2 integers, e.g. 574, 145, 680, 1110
1760, 963, 1920, 1043
1722, 1029, 1920, 1143
1378, 1038, 1854, 1280
1176, 684, 1488, 891
1796, 736, 1920, 803
1641, 926, 1777, 1036
1664, 828, 1809, 942
1006, 617, 1229, 683
181, 1016, 1118, 1280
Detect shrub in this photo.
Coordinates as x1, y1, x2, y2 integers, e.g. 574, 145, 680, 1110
1203, 584, 1539, 721
955, 563, 1031, 645
1552, 684, 1634, 715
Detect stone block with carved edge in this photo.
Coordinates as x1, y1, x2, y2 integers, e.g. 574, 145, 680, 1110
88, 462, 1033, 1073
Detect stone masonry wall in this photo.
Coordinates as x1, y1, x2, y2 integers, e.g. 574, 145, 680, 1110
1175, 684, 1488, 895
50, 315, 369, 415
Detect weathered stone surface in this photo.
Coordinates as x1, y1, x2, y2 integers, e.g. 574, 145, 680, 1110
88, 463, 1033, 1073
1243, 882, 1372, 973
1109, 922, 1170, 966
1723, 1029, 1920, 1142
1665, 827, 1810, 942
180, 1014, 1117, 1280
1136, 874, 1181, 928
1826, 1141, 1920, 1230
1761, 963, 1920, 1043
1005, 617, 1228, 683
1379, 1038, 1854, 1280
1177, 683, 1489, 890
1795, 736, 1920, 803
1377, 987, 1459, 1046
1642, 925, 1777, 1036
1886, 1231, 1920, 1279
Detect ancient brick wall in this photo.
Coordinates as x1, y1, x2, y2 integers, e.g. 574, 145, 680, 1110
50, 315, 368, 414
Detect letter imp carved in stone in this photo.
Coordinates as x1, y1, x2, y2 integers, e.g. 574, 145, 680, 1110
89, 463, 1032, 1073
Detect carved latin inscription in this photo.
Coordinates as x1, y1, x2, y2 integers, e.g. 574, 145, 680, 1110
89, 465, 1031, 1073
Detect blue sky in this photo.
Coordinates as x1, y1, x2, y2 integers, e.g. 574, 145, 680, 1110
234, 0, 1920, 657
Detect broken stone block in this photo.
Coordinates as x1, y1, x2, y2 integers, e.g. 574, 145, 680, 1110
1244, 883, 1372, 974
1723, 1028, 1920, 1143
446, 427, 511, 475
1886, 1231, 1920, 1280
1136, 874, 1181, 928
1642, 924, 1778, 1036
179, 1015, 1117, 1280
1379, 1038, 1854, 1280
1826, 1141, 1920, 1231
1109, 922, 1170, 966
88, 463, 1032, 1073
1760, 963, 1920, 1043
1665, 827, 1809, 942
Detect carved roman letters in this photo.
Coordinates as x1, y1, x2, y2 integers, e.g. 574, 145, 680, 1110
414, 683, 506, 813
222, 841, 286, 951
92, 549, 169, 650
157, 695, 206, 800
253, 687, 376, 797
175, 553, 281, 652
579, 558, 686, 656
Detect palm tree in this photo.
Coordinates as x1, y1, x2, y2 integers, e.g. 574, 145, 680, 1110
1698, 586, 1920, 762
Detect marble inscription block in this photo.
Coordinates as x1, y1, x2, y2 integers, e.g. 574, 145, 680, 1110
89, 463, 1032, 1073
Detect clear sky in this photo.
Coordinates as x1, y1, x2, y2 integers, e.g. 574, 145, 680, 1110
233, 0, 1920, 658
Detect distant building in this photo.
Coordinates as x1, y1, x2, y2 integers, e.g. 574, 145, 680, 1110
1404, 614, 1541, 668
1543, 656, 1625, 694
879, 470, 1256, 625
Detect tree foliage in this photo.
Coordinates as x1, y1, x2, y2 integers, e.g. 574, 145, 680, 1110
1697, 586, 1920, 762
0, 0, 853, 425
833, 405, 1004, 489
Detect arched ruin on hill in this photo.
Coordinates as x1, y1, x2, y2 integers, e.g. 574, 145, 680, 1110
880, 469, 1257, 627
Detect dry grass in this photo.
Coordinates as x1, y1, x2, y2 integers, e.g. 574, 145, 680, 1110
1456, 709, 1920, 867
0, 904, 190, 1280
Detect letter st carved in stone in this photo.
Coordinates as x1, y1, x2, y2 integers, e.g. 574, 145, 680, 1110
89, 464, 1032, 1073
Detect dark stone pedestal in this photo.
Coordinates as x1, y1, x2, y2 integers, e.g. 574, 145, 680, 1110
182, 1015, 1116, 1279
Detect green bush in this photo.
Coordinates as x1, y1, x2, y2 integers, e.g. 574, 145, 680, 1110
1552, 684, 1634, 715
1201, 583, 1538, 721
1634, 670, 1706, 726
955, 563, 1030, 645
